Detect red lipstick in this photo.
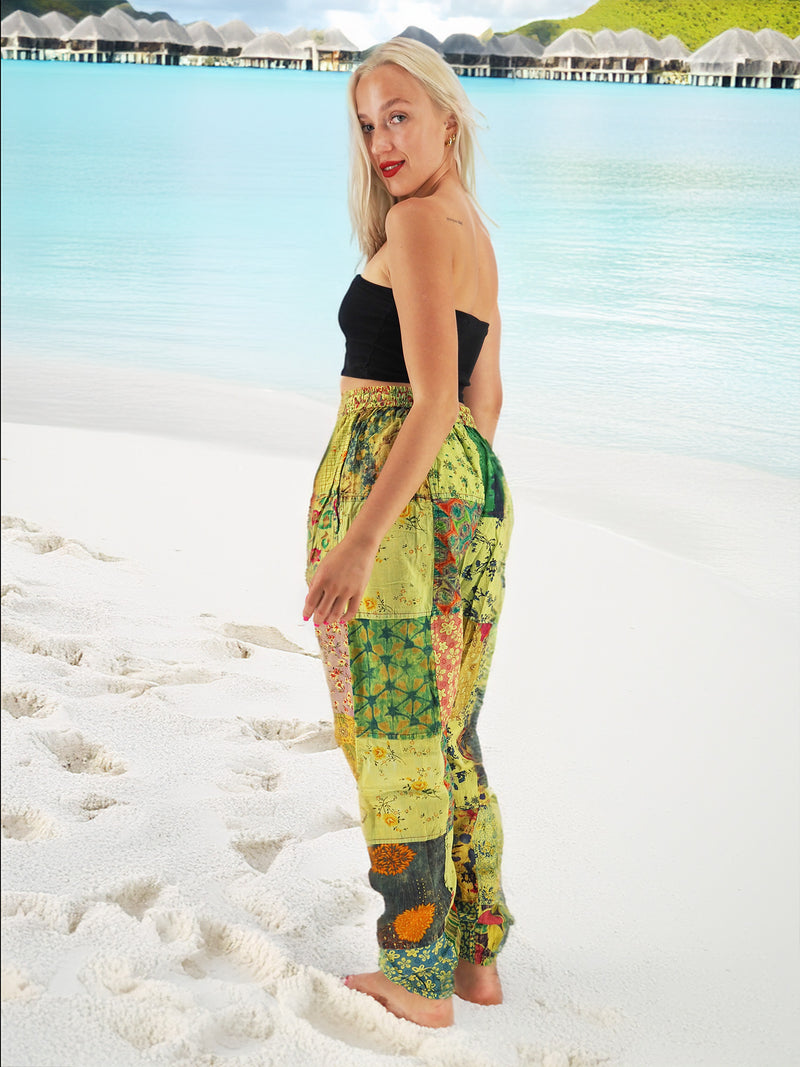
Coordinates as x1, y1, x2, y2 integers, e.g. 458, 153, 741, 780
380, 160, 404, 178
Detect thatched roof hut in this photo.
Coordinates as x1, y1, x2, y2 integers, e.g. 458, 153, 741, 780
441, 32, 487, 75
542, 28, 597, 76
40, 10, 75, 34
543, 29, 597, 60
147, 19, 191, 47
316, 27, 360, 69
442, 32, 485, 56
395, 25, 442, 52
659, 35, 690, 62
482, 32, 541, 76
187, 20, 224, 53
239, 30, 304, 64
755, 27, 800, 83
65, 14, 120, 47
592, 28, 620, 57
1, 9, 47, 43
319, 27, 359, 52
755, 28, 800, 64
101, 6, 137, 39
688, 28, 771, 81
285, 26, 311, 44
492, 33, 542, 58
133, 18, 156, 42
615, 27, 662, 60
240, 30, 289, 57
216, 19, 255, 53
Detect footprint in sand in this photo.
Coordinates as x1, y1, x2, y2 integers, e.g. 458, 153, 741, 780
1, 962, 44, 1003
1, 686, 58, 719
148, 909, 198, 945
112, 657, 225, 696
1, 622, 85, 666
246, 718, 336, 753
222, 622, 316, 658
306, 807, 361, 839
100, 876, 163, 921
1, 515, 121, 562
1, 805, 59, 841
83, 957, 196, 1052
1, 582, 27, 601
231, 835, 291, 875
180, 918, 296, 989
37, 730, 126, 776
79, 793, 121, 821
1, 893, 86, 934
218, 766, 281, 794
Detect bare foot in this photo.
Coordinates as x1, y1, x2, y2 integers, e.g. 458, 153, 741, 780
343, 971, 454, 1028
454, 960, 503, 1005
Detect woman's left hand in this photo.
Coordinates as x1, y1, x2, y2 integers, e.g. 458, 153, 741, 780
303, 536, 377, 626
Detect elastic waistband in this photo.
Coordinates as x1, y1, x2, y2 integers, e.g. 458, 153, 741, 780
339, 385, 477, 429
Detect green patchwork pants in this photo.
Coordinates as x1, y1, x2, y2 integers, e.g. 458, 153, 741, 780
307, 385, 514, 999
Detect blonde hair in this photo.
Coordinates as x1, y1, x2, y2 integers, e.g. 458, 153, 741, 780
347, 37, 483, 262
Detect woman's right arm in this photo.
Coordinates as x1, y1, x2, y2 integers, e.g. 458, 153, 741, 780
462, 304, 503, 445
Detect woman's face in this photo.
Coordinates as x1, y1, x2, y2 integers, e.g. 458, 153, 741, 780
355, 64, 454, 200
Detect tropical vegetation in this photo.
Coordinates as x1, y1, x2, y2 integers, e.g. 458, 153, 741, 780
513, 0, 800, 51
0, 0, 169, 21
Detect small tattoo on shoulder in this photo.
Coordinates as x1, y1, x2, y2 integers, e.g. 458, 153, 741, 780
446, 216, 463, 225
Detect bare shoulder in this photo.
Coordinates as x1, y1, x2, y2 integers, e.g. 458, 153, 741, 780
385, 196, 440, 239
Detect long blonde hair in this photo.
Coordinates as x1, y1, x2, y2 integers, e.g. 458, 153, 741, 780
347, 38, 483, 262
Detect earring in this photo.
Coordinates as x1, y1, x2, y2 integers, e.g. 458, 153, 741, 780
446, 133, 456, 146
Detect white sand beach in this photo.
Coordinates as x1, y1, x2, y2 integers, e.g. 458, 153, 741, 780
2, 360, 798, 1067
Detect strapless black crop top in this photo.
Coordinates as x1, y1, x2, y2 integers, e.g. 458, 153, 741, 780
339, 275, 489, 402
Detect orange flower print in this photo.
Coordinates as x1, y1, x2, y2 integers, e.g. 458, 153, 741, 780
369, 843, 416, 876
409, 778, 428, 792
382, 813, 399, 828
372, 745, 387, 761
393, 903, 436, 943
362, 597, 377, 612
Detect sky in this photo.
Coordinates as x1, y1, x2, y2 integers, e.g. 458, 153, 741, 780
154, 0, 588, 47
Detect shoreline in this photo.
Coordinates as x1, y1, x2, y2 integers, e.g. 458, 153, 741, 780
2, 356, 798, 608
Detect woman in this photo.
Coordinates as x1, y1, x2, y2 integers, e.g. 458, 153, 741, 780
303, 38, 513, 1029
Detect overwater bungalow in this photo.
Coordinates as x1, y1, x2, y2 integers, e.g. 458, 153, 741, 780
659, 35, 690, 65
483, 33, 542, 78
755, 28, 800, 88
592, 28, 620, 68
1, 10, 48, 59
614, 27, 662, 78
442, 33, 488, 77
216, 19, 255, 57
40, 10, 74, 36
63, 15, 128, 62
144, 20, 192, 64
96, 8, 142, 62
687, 28, 773, 88
238, 31, 305, 69
185, 21, 225, 61
315, 28, 360, 71
541, 29, 597, 80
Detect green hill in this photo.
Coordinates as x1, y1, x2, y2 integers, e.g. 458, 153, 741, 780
513, 0, 800, 50
0, 1, 171, 22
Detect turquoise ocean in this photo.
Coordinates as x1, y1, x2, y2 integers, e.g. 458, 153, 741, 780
2, 61, 799, 476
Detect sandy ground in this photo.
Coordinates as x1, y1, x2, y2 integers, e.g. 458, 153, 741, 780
2, 362, 798, 1067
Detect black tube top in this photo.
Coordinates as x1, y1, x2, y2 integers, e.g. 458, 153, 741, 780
339, 275, 489, 402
